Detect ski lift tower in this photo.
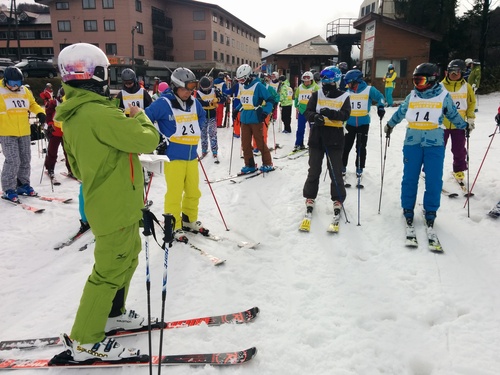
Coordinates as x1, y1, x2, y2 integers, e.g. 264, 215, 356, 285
326, 18, 361, 67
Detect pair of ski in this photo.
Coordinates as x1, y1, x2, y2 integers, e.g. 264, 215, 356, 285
344, 174, 364, 189
405, 218, 443, 252
181, 230, 259, 266
207, 166, 277, 184
273, 147, 308, 160
298, 206, 340, 233
0, 307, 259, 369
488, 201, 500, 218
449, 172, 474, 198
1, 194, 72, 214
54, 226, 92, 250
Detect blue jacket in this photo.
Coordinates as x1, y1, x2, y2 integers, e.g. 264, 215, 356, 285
346, 81, 385, 127
234, 77, 275, 124
145, 90, 206, 161
387, 83, 467, 147
224, 82, 241, 109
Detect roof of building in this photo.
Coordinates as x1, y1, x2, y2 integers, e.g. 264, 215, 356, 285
267, 35, 338, 58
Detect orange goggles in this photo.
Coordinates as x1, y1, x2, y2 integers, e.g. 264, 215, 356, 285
184, 81, 199, 91
413, 76, 431, 89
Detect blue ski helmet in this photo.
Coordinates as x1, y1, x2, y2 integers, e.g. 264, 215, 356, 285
344, 69, 364, 85
320, 66, 342, 85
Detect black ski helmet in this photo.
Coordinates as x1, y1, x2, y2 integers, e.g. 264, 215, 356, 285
199, 76, 212, 90
412, 63, 439, 91
447, 59, 466, 74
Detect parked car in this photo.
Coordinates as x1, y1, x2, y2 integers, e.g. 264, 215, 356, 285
15, 59, 58, 78
0, 58, 15, 78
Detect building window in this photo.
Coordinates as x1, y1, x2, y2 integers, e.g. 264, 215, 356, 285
193, 30, 206, 40
82, 0, 96, 9
220, 34, 223, 44
84, 20, 98, 31
102, 0, 114, 9
58, 20, 71, 32
226, 55, 230, 63
232, 56, 235, 64
219, 16, 223, 25
193, 10, 205, 21
19, 31, 35, 39
138, 45, 144, 56
237, 57, 240, 65
220, 53, 224, 62
135, 0, 142, 12
194, 50, 206, 60
136, 22, 143, 33
55, 2, 69, 9
106, 43, 117, 55
225, 20, 229, 29
212, 13, 217, 22
40, 30, 52, 39
226, 36, 230, 46
213, 31, 217, 42
104, 20, 115, 31
214, 51, 218, 60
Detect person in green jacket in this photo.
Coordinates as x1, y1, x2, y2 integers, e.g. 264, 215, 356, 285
293, 71, 320, 151
467, 60, 481, 92
54, 43, 160, 363
278, 75, 293, 133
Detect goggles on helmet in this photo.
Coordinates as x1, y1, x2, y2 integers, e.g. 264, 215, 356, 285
123, 80, 135, 86
183, 81, 199, 91
448, 68, 462, 76
412, 76, 432, 90
6, 80, 22, 89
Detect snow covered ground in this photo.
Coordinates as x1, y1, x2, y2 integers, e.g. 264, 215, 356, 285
0, 92, 499, 375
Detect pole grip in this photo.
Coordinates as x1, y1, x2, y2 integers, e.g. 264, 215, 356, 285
163, 213, 175, 247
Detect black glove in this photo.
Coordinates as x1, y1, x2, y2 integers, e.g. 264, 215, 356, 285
495, 113, 500, 125
260, 112, 268, 122
313, 114, 325, 126
384, 124, 393, 137
232, 108, 239, 121
319, 108, 334, 119
377, 107, 386, 120
37, 113, 46, 124
43, 125, 54, 139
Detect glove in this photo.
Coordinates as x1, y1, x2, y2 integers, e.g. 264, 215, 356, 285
377, 107, 386, 120
232, 109, 239, 120
313, 114, 325, 126
43, 124, 54, 139
260, 112, 268, 122
37, 112, 46, 124
384, 124, 393, 136
467, 118, 475, 133
319, 108, 334, 119
495, 113, 500, 125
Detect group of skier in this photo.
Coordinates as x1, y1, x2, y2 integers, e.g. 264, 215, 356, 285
0, 39, 484, 365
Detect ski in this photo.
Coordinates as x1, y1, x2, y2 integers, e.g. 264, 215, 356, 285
0, 347, 257, 369
207, 170, 259, 183
53, 227, 92, 250
299, 206, 313, 232
178, 240, 225, 266
287, 150, 309, 160
60, 172, 81, 182
45, 171, 61, 186
273, 147, 308, 160
451, 172, 474, 197
327, 206, 342, 233
185, 231, 259, 249
230, 167, 278, 183
441, 187, 459, 198
425, 225, 443, 252
405, 219, 418, 248
0, 307, 260, 351
78, 237, 95, 251
1, 196, 44, 214
38, 196, 72, 204
487, 201, 500, 218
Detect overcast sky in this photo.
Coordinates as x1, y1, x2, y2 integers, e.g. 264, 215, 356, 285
1, 0, 474, 55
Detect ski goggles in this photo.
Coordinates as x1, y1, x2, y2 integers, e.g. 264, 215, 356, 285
6, 80, 22, 89
183, 81, 199, 91
123, 80, 135, 86
448, 68, 462, 77
412, 76, 433, 90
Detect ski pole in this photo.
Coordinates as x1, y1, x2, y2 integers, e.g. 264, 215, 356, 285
272, 117, 277, 153
463, 124, 499, 208
378, 134, 390, 214
465, 129, 471, 218
356, 132, 362, 226
141, 203, 154, 375
379, 118, 383, 177
228, 127, 235, 176
158, 213, 175, 375
198, 156, 230, 231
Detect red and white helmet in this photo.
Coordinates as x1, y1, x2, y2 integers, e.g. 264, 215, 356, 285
58, 43, 109, 85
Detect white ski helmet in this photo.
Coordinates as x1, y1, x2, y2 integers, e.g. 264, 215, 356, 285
465, 58, 473, 65
301, 71, 314, 81
58, 43, 109, 85
236, 64, 252, 81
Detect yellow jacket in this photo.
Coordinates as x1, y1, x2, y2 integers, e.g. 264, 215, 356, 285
0, 85, 45, 136
441, 77, 476, 129
384, 70, 397, 89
